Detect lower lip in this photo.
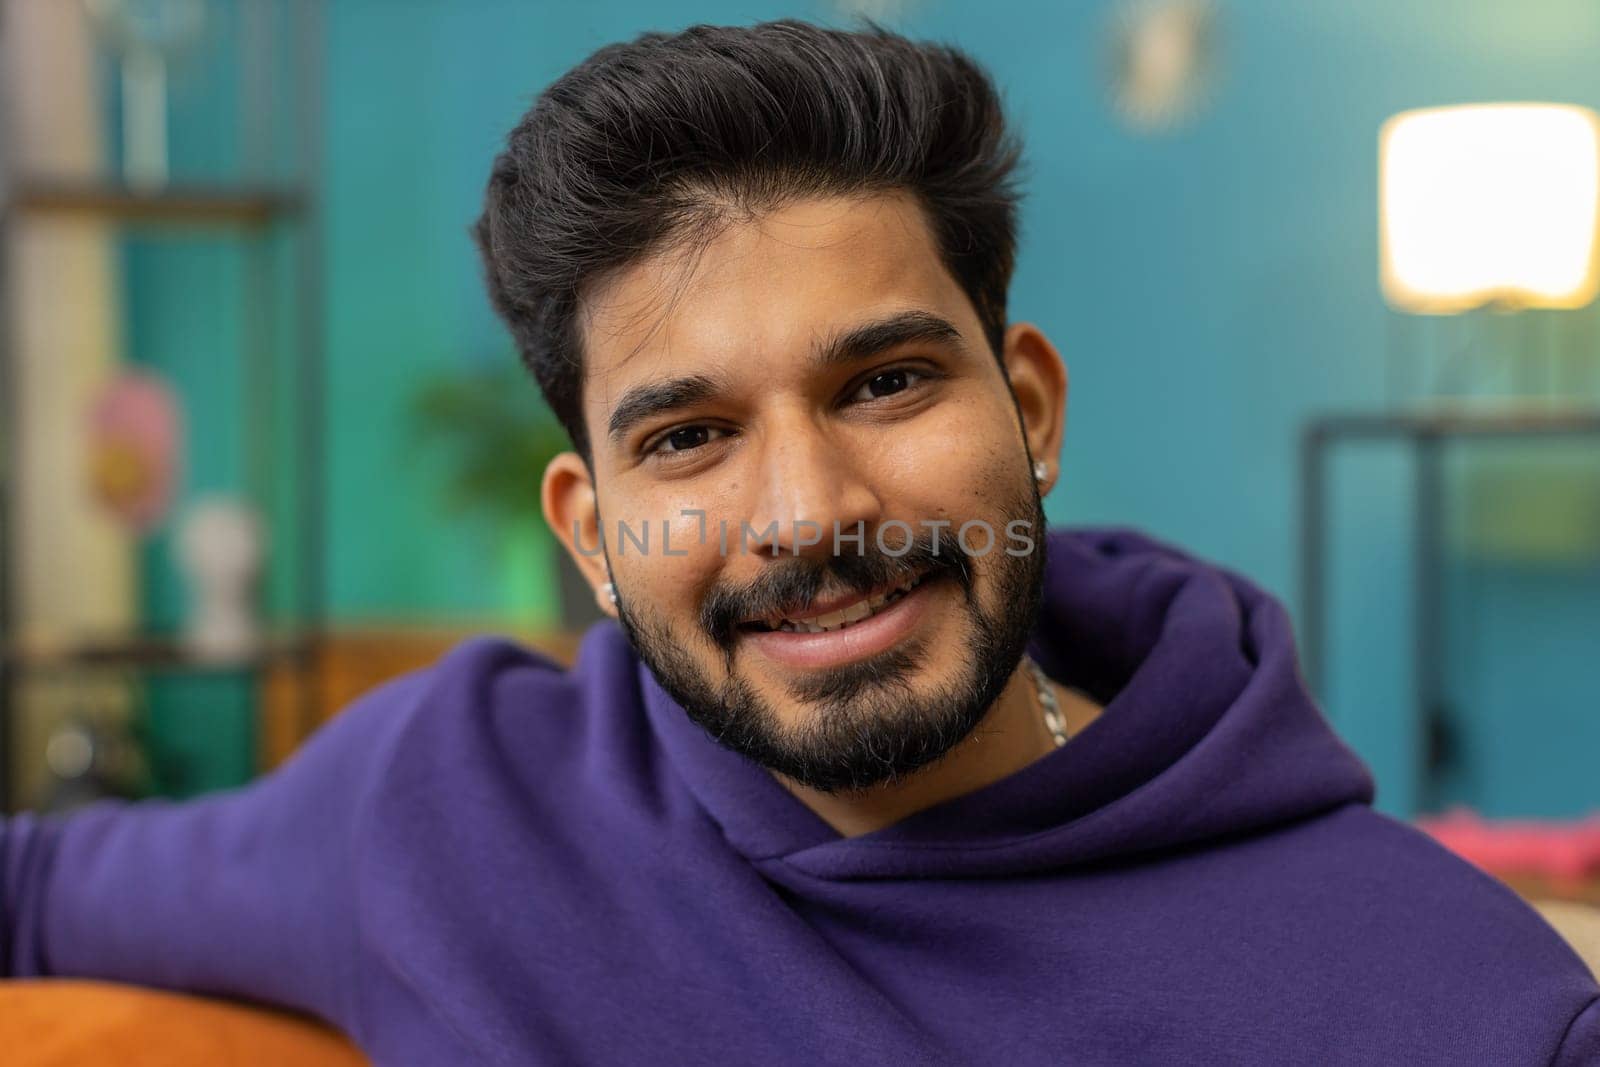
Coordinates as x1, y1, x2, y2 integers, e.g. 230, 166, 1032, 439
740, 575, 944, 671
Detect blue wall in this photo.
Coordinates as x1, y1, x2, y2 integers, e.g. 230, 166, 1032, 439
135, 0, 1598, 813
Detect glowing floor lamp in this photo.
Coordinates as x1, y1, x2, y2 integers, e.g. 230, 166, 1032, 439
1379, 102, 1600, 407
1302, 103, 1600, 815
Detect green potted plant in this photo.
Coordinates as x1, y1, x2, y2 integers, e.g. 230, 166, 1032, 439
409, 362, 592, 631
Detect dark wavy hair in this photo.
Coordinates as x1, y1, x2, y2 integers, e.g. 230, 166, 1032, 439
472, 19, 1023, 460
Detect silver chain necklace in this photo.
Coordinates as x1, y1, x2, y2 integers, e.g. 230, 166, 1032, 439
1025, 657, 1071, 748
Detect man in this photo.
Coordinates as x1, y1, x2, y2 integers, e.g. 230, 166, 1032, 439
4, 19, 1598, 1066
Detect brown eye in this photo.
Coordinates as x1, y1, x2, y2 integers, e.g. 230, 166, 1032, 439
666, 427, 710, 451
648, 424, 729, 458
866, 369, 908, 397
850, 366, 928, 404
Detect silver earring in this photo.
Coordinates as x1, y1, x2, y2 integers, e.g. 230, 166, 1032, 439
1033, 460, 1049, 483
601, 581, 618, 607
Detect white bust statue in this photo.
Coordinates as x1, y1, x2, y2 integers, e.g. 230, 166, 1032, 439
174, 496, 266, 662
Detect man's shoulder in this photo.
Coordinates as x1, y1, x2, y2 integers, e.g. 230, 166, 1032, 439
1146, 802, 1600, 1062
315, 623, 644, 774
1269, 803, 1597, 987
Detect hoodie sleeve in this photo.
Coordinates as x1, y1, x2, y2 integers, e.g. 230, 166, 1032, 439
1553, 996, 1600, 1066
0, 667, 428, 1035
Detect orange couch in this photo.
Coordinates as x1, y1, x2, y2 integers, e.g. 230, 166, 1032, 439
0, 981, 367, 1066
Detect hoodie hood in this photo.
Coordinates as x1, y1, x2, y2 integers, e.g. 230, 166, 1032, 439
639, 525, 1375, 881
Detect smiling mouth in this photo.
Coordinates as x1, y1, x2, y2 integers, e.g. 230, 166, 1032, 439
738, 570, 934, 635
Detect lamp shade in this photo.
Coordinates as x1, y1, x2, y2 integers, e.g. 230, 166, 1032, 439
1380, 103, 1600, 313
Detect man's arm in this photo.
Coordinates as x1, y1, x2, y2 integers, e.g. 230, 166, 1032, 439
1, 667, 430, 1037
1554, 996, 1600, 1066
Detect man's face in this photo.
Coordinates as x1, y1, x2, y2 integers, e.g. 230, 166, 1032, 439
560, 192, 1057, 794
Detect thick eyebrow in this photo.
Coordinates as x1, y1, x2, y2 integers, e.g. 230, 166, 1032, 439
607, 373, 726, 445
604, 310, 967, 446
812, 309, 967, 370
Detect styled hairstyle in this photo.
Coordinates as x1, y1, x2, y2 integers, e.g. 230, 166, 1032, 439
472, 19, 1023, 459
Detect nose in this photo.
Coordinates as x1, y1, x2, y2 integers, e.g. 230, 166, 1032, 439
741, 410, 882, 560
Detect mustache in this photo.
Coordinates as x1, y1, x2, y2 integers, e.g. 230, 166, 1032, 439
698, 532, 975, 652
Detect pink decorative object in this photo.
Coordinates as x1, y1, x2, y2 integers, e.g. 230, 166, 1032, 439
1415, 807, 1600, 891
86, 369, 183, 534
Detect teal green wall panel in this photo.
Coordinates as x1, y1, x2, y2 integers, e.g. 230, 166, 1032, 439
139, 675, 257, 798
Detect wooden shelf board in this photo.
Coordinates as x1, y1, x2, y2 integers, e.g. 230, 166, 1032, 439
1, 631, 317, 675
8, 182, 307, 226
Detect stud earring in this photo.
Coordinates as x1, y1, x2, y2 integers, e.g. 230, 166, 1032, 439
1033, 460, 1049, 483
601, 581, 618, 607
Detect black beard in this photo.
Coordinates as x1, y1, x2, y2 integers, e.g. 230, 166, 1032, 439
612, 480, 1049, 795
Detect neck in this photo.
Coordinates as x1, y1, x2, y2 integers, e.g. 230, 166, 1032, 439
772, 663, 1101, 839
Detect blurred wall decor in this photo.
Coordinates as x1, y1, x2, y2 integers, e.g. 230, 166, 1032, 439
830, 0, 918, 21
1104, 0, 1219, 132
86, 367, 183, 532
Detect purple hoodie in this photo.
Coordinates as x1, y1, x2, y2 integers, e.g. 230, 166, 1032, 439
5, 526, 1598, 1064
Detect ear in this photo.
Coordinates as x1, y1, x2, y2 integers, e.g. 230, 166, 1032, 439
1000, 322, 1068, 495
542, 451, 617, 618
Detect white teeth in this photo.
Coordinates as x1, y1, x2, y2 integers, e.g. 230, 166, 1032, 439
810, 606, 852, 630
770, 572, 927, 634
841, 600, 873, 624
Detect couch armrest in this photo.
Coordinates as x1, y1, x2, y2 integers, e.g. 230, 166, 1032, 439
0, 980, 367, 1066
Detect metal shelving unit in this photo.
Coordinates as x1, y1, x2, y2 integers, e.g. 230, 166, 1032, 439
1299, 405, 1600, 814
0, 1, 326, 811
